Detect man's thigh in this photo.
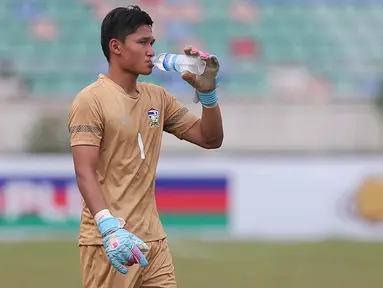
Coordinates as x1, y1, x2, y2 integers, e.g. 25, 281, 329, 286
80, 245, 143, 288
142, 238, 177, 288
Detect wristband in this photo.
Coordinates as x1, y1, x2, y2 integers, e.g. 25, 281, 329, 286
197, 89, 218, 107
95, 209, 112, 225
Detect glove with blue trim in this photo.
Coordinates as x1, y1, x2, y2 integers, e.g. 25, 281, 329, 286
97, 214, 149, 274
181, 46, 220, 108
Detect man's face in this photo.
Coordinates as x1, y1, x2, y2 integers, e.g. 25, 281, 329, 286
116, 25, 155, 75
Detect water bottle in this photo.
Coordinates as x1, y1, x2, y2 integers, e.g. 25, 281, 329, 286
152, 53, 206, 75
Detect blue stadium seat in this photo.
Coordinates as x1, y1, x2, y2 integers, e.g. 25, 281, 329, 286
1, 0, 383, 98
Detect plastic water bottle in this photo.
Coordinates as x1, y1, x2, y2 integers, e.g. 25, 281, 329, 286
152, 53, 206, 75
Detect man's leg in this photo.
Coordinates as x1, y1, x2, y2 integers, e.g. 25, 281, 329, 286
80, 245, 144, 288
141, 239, 177, 288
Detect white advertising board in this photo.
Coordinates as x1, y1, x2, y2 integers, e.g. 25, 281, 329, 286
230, 157, 383, 241
1, 155, 383, 241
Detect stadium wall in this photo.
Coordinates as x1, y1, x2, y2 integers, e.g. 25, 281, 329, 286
1, 100, 383, 153
1, 155, 383, 241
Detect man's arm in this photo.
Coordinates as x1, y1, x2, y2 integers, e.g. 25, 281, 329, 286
181, 105, 223, 149
68, 91, 107, 219
177, 46, 223, 149
72, 145, 107, 217
68, 91, 148, 273
72, 144, 149, 273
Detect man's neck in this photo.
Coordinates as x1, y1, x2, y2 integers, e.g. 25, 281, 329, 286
107, 66, 139, 96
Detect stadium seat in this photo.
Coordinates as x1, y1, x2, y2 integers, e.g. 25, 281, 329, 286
1, 0, 383, 98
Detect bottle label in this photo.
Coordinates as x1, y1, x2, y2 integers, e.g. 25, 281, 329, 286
163, 53, 177, 72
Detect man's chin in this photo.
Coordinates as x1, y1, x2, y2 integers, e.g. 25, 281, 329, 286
140, 68, 153, 76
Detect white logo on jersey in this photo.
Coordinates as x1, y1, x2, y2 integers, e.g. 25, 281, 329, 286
119, 117, 129, 125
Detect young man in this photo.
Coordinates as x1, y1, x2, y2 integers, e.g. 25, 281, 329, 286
68, 5, 223, 288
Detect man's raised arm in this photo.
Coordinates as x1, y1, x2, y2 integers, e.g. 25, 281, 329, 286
163, 46, 223, 149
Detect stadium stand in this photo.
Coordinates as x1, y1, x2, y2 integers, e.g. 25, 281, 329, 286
1, 0, 383, 99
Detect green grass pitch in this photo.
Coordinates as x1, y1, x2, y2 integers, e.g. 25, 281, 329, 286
0, 239, 382, 288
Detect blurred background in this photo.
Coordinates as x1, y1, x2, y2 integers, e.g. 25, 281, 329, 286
1, 0, 383, 287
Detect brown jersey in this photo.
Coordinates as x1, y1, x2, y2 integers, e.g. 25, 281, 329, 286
68, 74, 199, 245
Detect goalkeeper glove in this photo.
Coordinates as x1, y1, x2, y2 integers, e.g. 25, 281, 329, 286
181, 46, 220, 108
96, 210, 149, 274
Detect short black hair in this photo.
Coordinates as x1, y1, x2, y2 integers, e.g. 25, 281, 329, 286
101, 5, 153, 62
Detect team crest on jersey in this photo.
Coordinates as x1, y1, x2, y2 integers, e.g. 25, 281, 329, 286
148, 108, 160, 128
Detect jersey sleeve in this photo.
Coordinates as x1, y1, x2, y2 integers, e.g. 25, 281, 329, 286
162, 88, 200, 140
68, 90, 104, 147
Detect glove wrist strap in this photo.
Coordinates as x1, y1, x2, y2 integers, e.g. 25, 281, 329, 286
95, 209, 112, 225
98, 217, 120, 237
197, 89, 218, 107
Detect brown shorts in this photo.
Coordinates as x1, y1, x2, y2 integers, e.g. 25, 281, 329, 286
80, 238, 177, 288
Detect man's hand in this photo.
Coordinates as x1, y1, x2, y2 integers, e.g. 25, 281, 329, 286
181, 46, 220, 107
98, 215, 149, 274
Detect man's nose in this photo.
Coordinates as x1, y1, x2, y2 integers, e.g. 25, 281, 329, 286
147, 46, 155, 57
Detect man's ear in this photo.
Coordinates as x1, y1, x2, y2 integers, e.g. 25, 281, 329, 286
109, 39, 121, 56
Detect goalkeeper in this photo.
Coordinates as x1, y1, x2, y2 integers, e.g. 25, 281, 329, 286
68, 5, 223, 288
